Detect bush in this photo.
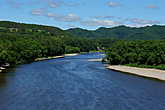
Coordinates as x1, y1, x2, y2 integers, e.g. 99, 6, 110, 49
65, 46, 80, 54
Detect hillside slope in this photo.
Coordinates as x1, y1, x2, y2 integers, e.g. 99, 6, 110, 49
0, 21, 71, 37
67, 25, 165, 40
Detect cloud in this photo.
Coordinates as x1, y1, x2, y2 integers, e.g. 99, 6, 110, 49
32, 8, 45, 15
129, 18, 160, 25
81, 19, 121, 27
47, 13, 81, 22
44, 0, 80, 8
49, 1, 60, 8
94, 16, 116, 19
42, 0, 61, 8
45, 0, 62, 8
107, 1, 121, 7
90, 15, 160, 27
93, 16, 122, 20
126, 24, 154, 27
147, 5, 159, 9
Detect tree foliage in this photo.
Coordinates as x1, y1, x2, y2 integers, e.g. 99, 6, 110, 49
0, 21, 103, 65
67, 25, 165, 40
106, 40, 165, 66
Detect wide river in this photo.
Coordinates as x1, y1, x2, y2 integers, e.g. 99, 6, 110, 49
0, 53, 165, 110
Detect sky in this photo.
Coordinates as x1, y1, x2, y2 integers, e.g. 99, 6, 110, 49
0, 0, 164, 30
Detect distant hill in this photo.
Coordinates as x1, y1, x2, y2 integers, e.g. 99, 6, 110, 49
0, 21, 165, 40
0, 21, 71, 37
66, 25, 165, 40
0, 21, 99, 65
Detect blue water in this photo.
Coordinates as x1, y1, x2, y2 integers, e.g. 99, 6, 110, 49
0, 53, 165, 110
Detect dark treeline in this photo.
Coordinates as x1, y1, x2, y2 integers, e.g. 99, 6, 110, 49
105, 40, 165, 69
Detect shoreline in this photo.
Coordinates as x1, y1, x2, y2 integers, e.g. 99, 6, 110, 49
35, 53, 79, 62
34, 56, 65, 62
88, 58, 102, 62
107, 65, 165, 81
64, 53, 79, 56
0, 53, 79, 73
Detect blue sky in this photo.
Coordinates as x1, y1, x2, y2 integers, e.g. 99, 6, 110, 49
0, 0, 164, 29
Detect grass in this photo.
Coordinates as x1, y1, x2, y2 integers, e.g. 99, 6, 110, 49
125, 64, 165, 70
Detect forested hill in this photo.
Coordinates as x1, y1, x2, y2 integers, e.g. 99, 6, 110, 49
1, 21, 165, 40
0, 21, 71, 37
0, 21, 99, 66
0, 21, 165, 69
67, 25, 165, 40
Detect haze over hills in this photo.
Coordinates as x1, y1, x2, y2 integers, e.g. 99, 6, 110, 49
0, 21, 165, 40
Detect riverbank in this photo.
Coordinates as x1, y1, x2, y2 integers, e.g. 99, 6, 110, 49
107, 65, 165, 81
64, 53, 79, 56
35, 56, 65, 62
35, 53, 79, 62
0, 53, 79, 73
88, 58, 102, 62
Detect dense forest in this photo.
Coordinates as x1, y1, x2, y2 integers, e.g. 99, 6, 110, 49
0, 34, 99, 65
105, 40, 165, 69
0, 21, 165, 70
0, 21, 106, 66
67, 25, 165, 40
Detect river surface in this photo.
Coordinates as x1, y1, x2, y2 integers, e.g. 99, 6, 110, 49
0, 53, 165, 110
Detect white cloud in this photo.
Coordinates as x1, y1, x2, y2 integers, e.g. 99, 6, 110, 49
89, 15, 160, 27
130, 18, 160, 25
126, 24, 153, 27
94, 16, 116, 19
43, 0, 61, 8
47, 13, 81, 22
93, 16, 123, 20
47, 13, 57, 17
44, 0, 79, 8
81, 19, 120, 26
64, 14, 80, 22
49, 2, 59, 8
107, 1, 121, 7
32, 8, 45, 15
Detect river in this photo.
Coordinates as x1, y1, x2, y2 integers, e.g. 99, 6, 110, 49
0, 53, 165, 110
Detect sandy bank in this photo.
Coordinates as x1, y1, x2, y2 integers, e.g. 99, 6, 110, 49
107, 65, 165, 81
64, 53, 79, 56
88, 59, 102, 62
35, 53, 79, 61
35, 56, 64, 61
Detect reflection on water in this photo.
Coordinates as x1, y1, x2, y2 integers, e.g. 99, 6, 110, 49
0, 74, 7, 88
0, 68, 16, 88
